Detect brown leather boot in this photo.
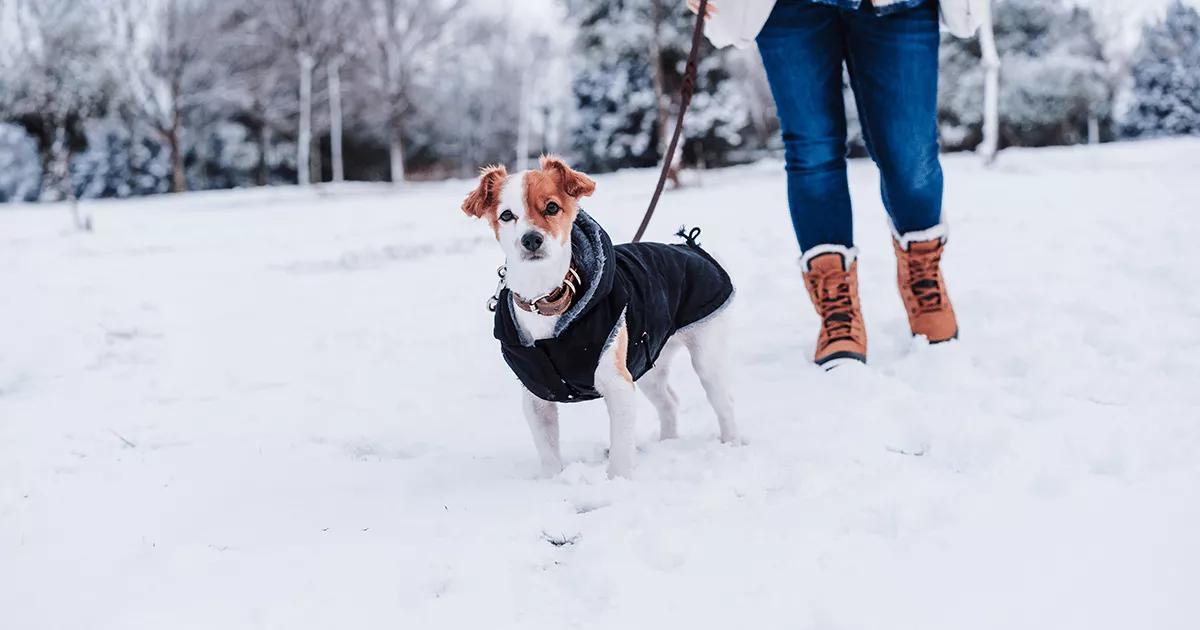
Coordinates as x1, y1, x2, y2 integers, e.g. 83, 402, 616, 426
893, 228, 958, 343
802, 247, 867, 369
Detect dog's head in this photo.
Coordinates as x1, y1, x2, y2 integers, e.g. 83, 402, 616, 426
461, 156, 596, 266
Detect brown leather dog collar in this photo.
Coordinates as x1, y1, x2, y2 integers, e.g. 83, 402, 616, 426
512, 266, 582, 316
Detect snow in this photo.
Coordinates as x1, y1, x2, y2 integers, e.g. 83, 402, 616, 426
3, 139, 1200, 629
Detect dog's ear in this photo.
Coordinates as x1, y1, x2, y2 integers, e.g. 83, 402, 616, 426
462, 165, 508, 218
540, 155, 596, 199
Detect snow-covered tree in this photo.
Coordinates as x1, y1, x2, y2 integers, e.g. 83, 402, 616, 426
567, 0, 752, 173
1123, 1, 1200, 138
70, 117, 171, 199
722, 48, 779, 157
254, 0, 353, 186
411, 11, 570, 177
0, 123, 40, 202
207, 0, 294, 187
569, 1, 658, 171
108, 0, 220, 193
358, 0, 465, 184
939, 0, 1111, 151
0, 0, 115, 201
422, 14, 520, 175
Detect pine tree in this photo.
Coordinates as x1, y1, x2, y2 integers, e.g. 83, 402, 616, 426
1124, 1, 1200, 138
0, 0, 115, 201
0, 123, 41, 202
567, 0, 751, 173
568, 1, 656, 172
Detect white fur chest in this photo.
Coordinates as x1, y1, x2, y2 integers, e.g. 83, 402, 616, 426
510, 300, 561, 342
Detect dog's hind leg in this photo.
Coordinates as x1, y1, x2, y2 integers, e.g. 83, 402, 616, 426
522, 388, 562, 478
639, 338, 683, 440
682, 313, 739, 444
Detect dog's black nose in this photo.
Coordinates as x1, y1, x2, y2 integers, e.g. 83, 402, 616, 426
521, 232, 544, 252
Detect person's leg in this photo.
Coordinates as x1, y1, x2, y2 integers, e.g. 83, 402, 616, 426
758, 2, 868, 367
756, 1, 852, 251
844, 2, 958, 342
842, 0, 943, 236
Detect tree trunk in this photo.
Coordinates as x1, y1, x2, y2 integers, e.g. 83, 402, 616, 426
978, 1, 1001, 166
311, 134, 322, 185
123, 112, 139, 195
45, 126, 92, 230
379, 7, 405, 186
649, 0, 670, 158
541, 105, 553, 155
168, 111, 186, 193
256, 115, 270, 187
328, 58, 345, 183
389, 119, 406, 184
51, 127, 71, 201
516, 67, 532, 172
650, 0, 682, 186
36, 137, 55, 202
297, 53, 315, 186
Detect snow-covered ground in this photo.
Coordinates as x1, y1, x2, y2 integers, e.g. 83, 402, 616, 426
2, 139, 1199, 630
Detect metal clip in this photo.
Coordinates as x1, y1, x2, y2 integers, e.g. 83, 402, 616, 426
486, 265, 507, 312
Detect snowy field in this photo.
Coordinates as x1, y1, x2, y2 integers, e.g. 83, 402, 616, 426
2, 139, 1199, 630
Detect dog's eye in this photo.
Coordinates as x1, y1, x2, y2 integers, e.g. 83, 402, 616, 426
499, 209, 515, 222
544, 202, 560, 216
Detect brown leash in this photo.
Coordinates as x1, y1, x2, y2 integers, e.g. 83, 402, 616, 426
631, 0, 708, 244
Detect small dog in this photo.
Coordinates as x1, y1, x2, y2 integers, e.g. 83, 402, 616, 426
461, 156, 738, 479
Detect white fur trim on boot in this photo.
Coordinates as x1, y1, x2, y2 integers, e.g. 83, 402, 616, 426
892, 223, 948, 251
800, 244, 859, 272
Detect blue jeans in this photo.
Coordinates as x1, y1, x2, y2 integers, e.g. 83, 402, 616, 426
757, 0, 943, 251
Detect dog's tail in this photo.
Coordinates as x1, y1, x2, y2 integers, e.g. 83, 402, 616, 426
675, 225, 703, 248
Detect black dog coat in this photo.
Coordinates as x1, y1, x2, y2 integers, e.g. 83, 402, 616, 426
494, 211, 734, 403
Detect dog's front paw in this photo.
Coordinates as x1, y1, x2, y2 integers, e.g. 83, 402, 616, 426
606, 460, 634, 480
720, 432, 746, 446
538, 461, 564, 479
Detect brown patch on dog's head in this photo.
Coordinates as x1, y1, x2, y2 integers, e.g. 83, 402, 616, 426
521, 156, 596, 244
462, 165, 508, 234
539, 155, 596, 199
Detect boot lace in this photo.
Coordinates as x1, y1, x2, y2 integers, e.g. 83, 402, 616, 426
906, 249, 945, 314
810, 269, 856, 342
